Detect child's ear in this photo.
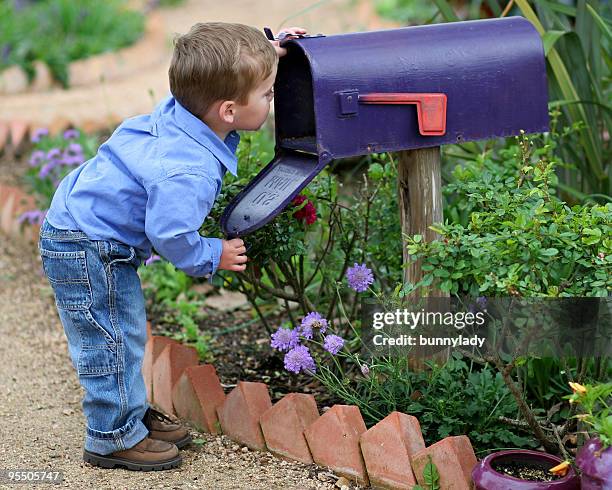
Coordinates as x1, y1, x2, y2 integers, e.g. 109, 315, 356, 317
219, 100, 236, 124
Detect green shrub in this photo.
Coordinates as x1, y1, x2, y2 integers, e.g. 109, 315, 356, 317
0, 0, 145, 87
375, 0, 438, 24
403, 131, 611, 298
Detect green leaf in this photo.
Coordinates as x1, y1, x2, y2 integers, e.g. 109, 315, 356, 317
433, 0, 459, 21
423, 456, 441, 489
582, 227, 602, 245
368, 162, 385, 180
586, 3, 612, 43
543, 30, 567, 56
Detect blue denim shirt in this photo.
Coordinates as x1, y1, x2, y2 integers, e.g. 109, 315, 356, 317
46, 94, 240, 282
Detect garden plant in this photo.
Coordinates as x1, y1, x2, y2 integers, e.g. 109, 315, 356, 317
0, 0, 145, 87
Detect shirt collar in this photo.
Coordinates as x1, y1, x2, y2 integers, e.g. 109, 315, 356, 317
172, 96, 240, 176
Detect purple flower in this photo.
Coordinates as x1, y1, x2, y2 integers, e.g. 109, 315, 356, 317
144, 254, 161, 266
299, 311, 329, 339
66, 143, 83, 155
63, 128, 80, 140
346, 263, 374, 292
61, 154, 84, 166
323, 334, 344, 355
28, 150, 46, 167
38, 160, 61, 178
361, 364, 370, 376
469, 296, 488, 315
17, 209, 46, 225
270, 326, 301, 352
30, 127, 48, 143
284, 345, 316, 374
46, 148, 61, 161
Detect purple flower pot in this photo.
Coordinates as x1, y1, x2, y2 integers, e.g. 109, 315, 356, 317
472, 450, 580, 490
576, 438, 612, 489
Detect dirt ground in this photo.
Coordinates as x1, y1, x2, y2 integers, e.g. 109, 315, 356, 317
0, 231, 370, 489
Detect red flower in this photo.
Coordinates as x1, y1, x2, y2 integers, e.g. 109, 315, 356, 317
291, 194, 317, 225
292, 195, 307, 206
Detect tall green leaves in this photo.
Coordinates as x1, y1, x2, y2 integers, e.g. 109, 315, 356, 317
514, 0, 610, 199
416, 0, 611, 199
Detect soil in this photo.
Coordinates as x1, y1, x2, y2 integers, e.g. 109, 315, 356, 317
492, 460, 562, 482
148, 305, 348, 412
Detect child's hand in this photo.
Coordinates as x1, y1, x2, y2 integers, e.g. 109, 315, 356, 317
219, 238, 248, 272
270, 26, 308, 57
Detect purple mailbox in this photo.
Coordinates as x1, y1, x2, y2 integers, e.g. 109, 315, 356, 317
221, 16, 549, 237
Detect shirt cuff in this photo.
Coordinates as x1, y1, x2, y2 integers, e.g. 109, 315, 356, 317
207, 237, 223, 284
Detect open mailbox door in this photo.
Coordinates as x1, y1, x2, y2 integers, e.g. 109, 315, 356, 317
220, 150, 323, 237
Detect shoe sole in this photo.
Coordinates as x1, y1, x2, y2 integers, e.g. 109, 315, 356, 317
174, 433, 192, 449
83, 449, 182, 471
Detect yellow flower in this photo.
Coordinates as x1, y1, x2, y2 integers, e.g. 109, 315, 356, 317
569, 382, 587, 395
549, 461, 571, 477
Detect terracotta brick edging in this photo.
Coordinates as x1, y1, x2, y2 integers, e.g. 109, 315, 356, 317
140, 331, 480, 489
140, 324, 481, 490
0, 183, 41, 242
3, 183, 480, 489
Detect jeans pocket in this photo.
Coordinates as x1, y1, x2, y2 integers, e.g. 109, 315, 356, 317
42, 242, 120, 377
40, 248, 93, 310
78, 344, 119, 376
100, 240, 139, 271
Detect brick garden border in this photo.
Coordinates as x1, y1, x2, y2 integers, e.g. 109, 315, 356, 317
0, 183, 478, 489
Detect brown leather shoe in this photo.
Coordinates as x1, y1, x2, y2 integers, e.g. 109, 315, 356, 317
83, 437, 181, 471
142, 407, 192, 449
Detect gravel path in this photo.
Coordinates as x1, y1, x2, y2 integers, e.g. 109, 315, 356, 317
0, 231, 363, 489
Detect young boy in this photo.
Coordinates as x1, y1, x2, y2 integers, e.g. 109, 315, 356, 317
38, 22, 306, 471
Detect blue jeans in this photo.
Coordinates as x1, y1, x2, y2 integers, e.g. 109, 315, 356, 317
38, 218, 151, 455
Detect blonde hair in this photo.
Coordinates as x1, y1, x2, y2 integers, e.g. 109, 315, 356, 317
169, 22, 278, 118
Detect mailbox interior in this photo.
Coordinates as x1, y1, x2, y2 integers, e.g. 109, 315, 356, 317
274, 45, 318, 155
